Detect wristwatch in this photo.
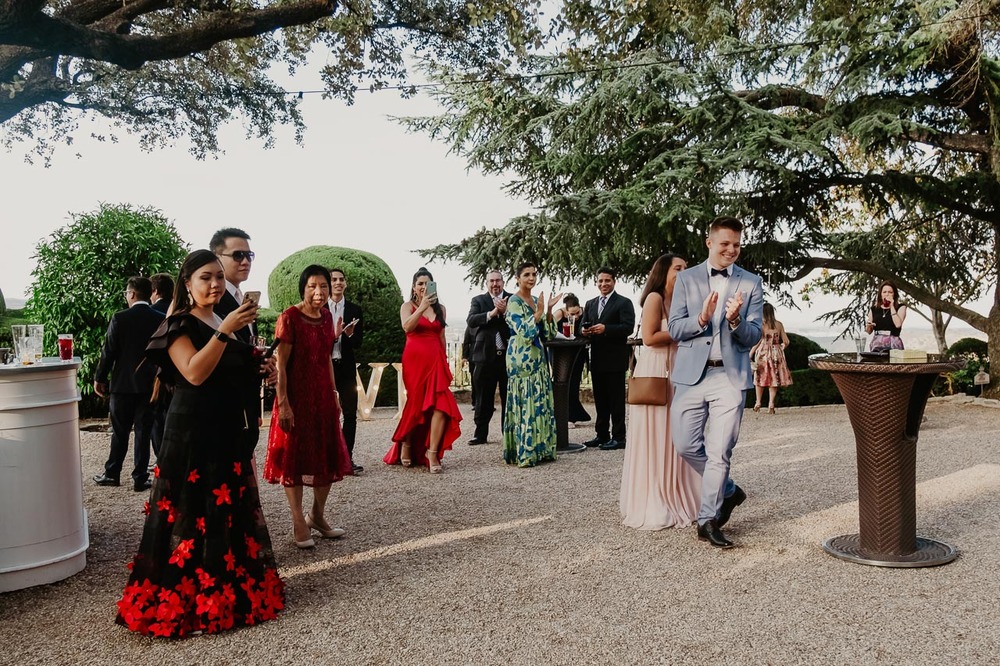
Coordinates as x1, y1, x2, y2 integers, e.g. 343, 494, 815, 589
728, 315, 742, 330
214, 330, 230, 344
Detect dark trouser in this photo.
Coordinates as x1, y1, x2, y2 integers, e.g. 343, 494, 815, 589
569, 355, 590, 422
472, 353, 508, 441
150, 390, 172, 458
104, 392, 153, 484
591, 370, 626, 442
468, 361, 478, 405
334, 359, 359, 458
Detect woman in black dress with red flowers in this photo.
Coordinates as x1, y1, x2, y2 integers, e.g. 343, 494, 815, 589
115, 249, 284, 637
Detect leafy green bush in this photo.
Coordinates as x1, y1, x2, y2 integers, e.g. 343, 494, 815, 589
784, 332, 828, 371
0, 308, 27, 347
936, 337, 988, 395
267, 246, 404, 405
779, 368, 844, 406
23, 203, 188, 414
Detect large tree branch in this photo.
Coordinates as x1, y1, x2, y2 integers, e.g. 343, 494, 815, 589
734, 85, 826, 113
793, 255, 990, 330
902, 125, 991, 154
0, 0, 338, 70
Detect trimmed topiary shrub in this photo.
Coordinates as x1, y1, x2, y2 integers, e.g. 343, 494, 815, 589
778, 368, 844, 407
268, 246, 404, 405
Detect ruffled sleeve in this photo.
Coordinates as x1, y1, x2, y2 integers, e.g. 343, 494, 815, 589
145, 314, 203, 386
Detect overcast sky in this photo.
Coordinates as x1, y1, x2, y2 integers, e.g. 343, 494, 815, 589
2, 82, 983, 340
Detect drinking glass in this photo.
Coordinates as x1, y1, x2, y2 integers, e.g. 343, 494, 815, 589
854, 336, 867, 361
28, 324, 44, 362
10, 325, 31, 365
58, 333, 74, 361
564, 315, 576, 339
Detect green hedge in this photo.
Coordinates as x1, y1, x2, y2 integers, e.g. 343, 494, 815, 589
0, 308, 27, 347
935, 337, 988, 396
744, 332, 842, 407
267, 246, 404, 405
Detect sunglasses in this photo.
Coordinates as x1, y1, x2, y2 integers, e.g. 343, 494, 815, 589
218, 251, 255, 262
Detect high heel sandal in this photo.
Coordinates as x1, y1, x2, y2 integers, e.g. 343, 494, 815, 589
400, 443, 412, 468
768, 405, 776, 414
427, 448, 442, 474
752, 403, 761, 413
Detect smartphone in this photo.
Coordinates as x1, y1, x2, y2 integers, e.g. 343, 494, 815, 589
242, 291, 261, 306
425, 281, 437, 298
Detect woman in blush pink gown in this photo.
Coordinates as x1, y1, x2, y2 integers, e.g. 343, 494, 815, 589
620, 253, 701, 530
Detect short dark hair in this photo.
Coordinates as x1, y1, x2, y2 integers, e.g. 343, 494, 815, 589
150, 272, 174, 300
514, 261, 537, 278
209, 228, 251, 254
299, 264, 332, 298
709, 216, 743, 234
596, 266, 617, 280
329, 267, 346, 279
127, 276, 153, 301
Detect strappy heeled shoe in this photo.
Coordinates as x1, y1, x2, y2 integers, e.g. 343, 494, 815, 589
427, 448, 442, 474
768, 405, 776, 414
400, 442, 413, 468
752, 403, 761, 413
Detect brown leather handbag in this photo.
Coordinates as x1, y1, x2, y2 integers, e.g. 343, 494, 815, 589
626, 347, 668, 406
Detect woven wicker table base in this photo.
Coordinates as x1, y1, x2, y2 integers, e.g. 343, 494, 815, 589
545, 338, 590, 454
823, 534, 959, 568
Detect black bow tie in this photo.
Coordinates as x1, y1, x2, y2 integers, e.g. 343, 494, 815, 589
711, 268, 730, 278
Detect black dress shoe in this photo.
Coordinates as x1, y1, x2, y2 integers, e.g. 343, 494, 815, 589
697, 520, 734, 548
352, 463, 364, 474
582, 437, 609, 448
598, 439, 626, 450
717, 485, 747, 528
133, 479, 152, 492
468, 437, 487, 445
93, 474, 120, 487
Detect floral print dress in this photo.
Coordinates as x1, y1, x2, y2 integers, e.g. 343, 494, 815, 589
502, 294, 557, 467
116, 315, 283, 637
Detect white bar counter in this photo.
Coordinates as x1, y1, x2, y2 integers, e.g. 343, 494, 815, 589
0, 358, 88, 592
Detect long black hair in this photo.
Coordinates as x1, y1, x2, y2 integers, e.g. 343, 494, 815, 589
411, 267, 445, 325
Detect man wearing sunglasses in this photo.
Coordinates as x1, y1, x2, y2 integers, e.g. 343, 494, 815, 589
210, 227, 259, 343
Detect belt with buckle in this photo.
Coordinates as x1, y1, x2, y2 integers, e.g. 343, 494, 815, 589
874, 330, 892, 336
706, 359, 724, 368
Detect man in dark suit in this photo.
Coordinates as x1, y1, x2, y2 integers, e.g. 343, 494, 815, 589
210, 227, 258, 343
328, 267, 364, 473
93, 277, 165, 491
581, 267, 636, 451
148, 272, 174, 461
465, 270, 511, 444
149, 272, 173, 315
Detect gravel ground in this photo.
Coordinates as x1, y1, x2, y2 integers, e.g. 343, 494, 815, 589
2, 397, 999, 665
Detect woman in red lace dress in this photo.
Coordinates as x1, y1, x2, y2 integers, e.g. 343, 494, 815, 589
264, 265, 353, 548
383, 267, 462, 473
116, 249, 283, 637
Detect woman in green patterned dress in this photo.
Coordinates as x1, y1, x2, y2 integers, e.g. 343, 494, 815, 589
503, 262, 563, 467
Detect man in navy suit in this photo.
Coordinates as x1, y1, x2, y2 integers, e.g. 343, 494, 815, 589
668, 216, 763, 548
581, 267, 635, 451
93, 277, 165, 491
465, 270, 511, 444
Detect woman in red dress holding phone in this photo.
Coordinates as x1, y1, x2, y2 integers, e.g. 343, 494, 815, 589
383, 267, 462, 473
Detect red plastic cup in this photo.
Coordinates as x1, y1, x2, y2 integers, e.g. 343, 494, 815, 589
58, 333, 74, 361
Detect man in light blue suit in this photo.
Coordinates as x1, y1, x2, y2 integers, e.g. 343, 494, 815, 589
668, 217, 763, 548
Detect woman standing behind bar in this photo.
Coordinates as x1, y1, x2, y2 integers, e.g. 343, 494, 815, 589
750, 303, 793, 414
620, 254, 700, 529
865, 280, 907, 351
264, 265, 353, 549
553, 293, 591, 425
503, 262, 562, 467
384, 267, 462, 473
116, 250, 283, 637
